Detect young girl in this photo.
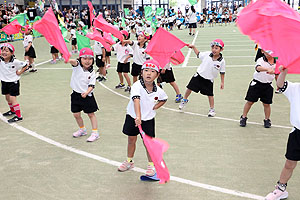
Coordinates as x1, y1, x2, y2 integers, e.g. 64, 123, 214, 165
69, 22, 78, 54
94, 29, 106, 82
113, 30, 133, 92
0, 43, 28, 123
68, 48, 99, 142
23, 26, 37, 72
50, 45, 59, 64
118, 59, 168, 176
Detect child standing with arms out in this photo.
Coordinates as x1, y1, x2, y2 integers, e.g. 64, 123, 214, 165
0, 43, 28, 123
113, 30, 133, 92
265, 66, 300, 200
179, 39, 225, 117
68, 48, 99, 142
239, 50, 276, 128
23, 27, 37, 72
118, 59, 168, 176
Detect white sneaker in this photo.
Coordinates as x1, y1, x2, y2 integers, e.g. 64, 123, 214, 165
208, 108, 216, 117
145, 165, 156, 176
265, 187, 288, 200
86, 133, 99, 142
179, 99, 188, 110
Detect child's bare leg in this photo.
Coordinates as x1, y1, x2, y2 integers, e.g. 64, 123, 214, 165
263, 103, 271, 119
127, 136, 137, 157
208, 96, 214, 108
133, 76, 138, 83
242, 101, 254, 118
118, 72, 124, 83
183, 88, 192, 99
87, 112, 97, 130
123, 73, 131, 86
279, 160, 297, 184
73, 112, 84, 127
170, 81, 180, 95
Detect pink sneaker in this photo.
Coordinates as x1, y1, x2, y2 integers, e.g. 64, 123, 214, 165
73, 129, 87, 138
86, 133, 99, 142
106, 64, 111, 69
145, 165, 156, 176
265, 187, 288, 200
118, 160, 134, 172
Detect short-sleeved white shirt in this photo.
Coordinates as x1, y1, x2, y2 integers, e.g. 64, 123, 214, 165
253, 57, 275, 83
196, 51, 226, 81
127, 79, 168, 121
70, 61, 96, 96
23, 35, 34, 48
130, 41, 150, 65
0, 58, 26, 82
114, 42, 133, 63
281, 81, 300, 130
94, 41, 103, 55
70, 29, 76, 38
188, 11, 197, 23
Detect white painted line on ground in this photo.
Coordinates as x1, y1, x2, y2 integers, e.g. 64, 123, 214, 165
182, 31, 199, 68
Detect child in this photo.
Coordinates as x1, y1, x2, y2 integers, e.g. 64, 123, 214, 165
69, 23, 78, 54
239, 50, 276, 128
123, 32, 150, 83
179, 39, 225, 117
94, 29, 106, 82
265, 66, 299, 200
68, 48, 99, 142
23, 27, 37, 72
0, 43, 28, 123
113, 30, 133, 92
117, 59, 168, 176
50, 45, 59, 64
157, 62, 182, 103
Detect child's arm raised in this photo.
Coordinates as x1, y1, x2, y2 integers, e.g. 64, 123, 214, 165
188, 44, 200, 56
68, 59, 78, 66
134, 98, 142, 126
277, 66, 288, 88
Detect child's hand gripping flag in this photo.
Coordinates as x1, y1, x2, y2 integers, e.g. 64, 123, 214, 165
138, 125, 170, 184
33, 8, 71, 62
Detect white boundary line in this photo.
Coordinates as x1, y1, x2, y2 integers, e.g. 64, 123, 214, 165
182, 31, 199, 68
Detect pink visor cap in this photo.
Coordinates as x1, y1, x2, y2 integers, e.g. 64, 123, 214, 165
0, 43, 15, 54
211, 39, 224, 48
142, 60, 160, 72
79, 48, 94, 58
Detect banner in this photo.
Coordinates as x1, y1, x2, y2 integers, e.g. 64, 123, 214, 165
0, 32, 7, 42
145, 6, 152, 18
156, 8, 164, 16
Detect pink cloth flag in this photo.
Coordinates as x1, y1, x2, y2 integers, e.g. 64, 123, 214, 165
170, 50, 185, 65
33, 8, 70, 62
138, 125, 170, 184
103, 32, 116, 45
237, 0, 300, 74
1, 20, 21, 35
87, 1, 96, 26
145, 28, 188, 68
94, 14, 123, 41
86, 29, 111, 52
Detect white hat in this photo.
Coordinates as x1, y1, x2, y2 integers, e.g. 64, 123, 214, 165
146, 21, 151, 25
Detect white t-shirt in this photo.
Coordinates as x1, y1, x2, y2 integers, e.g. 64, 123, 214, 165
94, 41, 103, 55
114, 42, 133, 63
23, 35, 34, 48
130, 41, 150, 65
281, 81, 300, 130
253, 57, 275, 83
196, 51, 226, 81
70, 61, 96, 96
127, 79, 168, 121
0, 58, 27, 82
70, 29, 76, 39
188, 11, 197, 23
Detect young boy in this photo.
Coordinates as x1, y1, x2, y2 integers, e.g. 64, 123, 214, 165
118, 59, 168, 176
239, 50, 276, 128
0, 43, 28, 123
68, 48, 99, 142
94, 29, 106, 82
69, 23, 78, 54
179, 39, 225, 117
264, 66, 299, 200
113, 30, 133, 92
23, 27, 37, 72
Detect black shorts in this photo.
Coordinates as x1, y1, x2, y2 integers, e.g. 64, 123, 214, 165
169, 22, 174, 27
117, 62, 130, 73
245, 79, 273, 104
105, 50, 111, 57
24, 46, 36, 58
71, 91, 99, 114
95, 55, 105, 68
188, 23, 197, 28
50, 46, 59, 54
131, 25, 135, 29
187, 73, 213, 96
122, 114, 155, 137
157, 69, 175, 83
285, 128, 300, 161
131, 62, 142, 76
1, 80, 20, 96
200, 20, 204, 24
71, 38, 77, 46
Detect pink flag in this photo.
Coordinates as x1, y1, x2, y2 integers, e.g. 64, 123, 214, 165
33, 8, 71, 62
170, 50, 185, 65
138, 125, 170, 184
86, 30, 111, 52
87, 1, 96, 26
93, 14, 123, 41
237, 0, 300, 74
103, 32, 116, 45
145, 28, 188, 68
1, 20, 21, 35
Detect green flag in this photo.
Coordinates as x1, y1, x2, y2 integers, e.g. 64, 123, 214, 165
82, 25, 89, 36
121, 17, 126, 27
156, 8, 164, 16
188, 0, 198, 5
76, 32, 91, 50
9, 13, 29, 26
144, 6, 152, 18
124, 8, 129, 16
